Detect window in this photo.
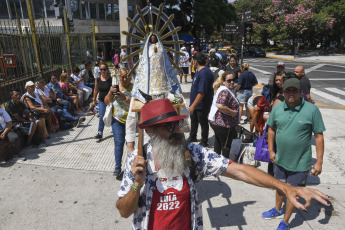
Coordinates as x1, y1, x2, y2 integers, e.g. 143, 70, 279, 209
114, 4, 119, 20
10, 1, 28, 19
45, 0, 56, 18
90, 3, 96, 19
98, 3, 105, 20
106, 4, 112, 20
0, 1, 10, 19
71, 0, 80, 19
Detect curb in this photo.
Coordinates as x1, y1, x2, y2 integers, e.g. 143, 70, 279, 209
266, 54, 345, 64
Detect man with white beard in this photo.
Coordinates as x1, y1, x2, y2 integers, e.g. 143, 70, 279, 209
116, 99, 329, 230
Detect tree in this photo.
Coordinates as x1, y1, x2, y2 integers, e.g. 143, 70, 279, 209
138, 0, 235, 39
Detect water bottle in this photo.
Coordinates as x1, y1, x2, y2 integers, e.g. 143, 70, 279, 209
253, 138, 257, 147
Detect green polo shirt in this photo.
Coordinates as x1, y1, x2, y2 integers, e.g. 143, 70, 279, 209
266, 98, 325, 172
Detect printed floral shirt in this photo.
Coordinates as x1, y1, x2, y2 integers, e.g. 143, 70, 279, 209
210, 89, 239, 128
118, 142, 229, 230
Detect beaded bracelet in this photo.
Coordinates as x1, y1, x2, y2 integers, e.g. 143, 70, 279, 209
132, 184, 142, 192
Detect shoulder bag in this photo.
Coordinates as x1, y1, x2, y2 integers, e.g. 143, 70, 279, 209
103, 103, 113, 127
254, 125, 271, 162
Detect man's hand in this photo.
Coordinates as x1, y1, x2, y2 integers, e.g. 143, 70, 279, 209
57, 98, 62, 103
285, 185, 329, 210
78, 89, 83, 93
189, 105, 195, 115
269, 150, 276, 163
0, 132, 6, 139
131, 156, 147, 188
154, 46, 158, 53
311, 162, 322, 176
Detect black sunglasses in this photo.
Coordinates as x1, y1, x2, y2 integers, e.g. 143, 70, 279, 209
226, 79, 235, 83
100, 68, 107, 71
157, 120, 184, 132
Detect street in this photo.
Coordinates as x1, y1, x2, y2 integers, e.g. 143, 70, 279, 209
245, 57, 345, 109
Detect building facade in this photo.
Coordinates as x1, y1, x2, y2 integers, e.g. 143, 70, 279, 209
0, 0, 137, 61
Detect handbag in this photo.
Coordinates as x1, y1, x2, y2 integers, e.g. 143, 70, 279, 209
103, 103, 113, 127
237, 143, 258, 167
254, 125, 271, 162
234, 125, 256, 143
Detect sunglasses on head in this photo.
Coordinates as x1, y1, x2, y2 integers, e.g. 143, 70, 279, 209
100, 68, 107, 71
226, 79, 235, 83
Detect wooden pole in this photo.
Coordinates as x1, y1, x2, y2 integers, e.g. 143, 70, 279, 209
25, 0, 43, 77
137, 112, 144, 157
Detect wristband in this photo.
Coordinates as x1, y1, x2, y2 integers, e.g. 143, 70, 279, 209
132, 184, 142, 192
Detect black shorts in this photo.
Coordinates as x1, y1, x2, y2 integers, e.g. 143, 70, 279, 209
180, 67, 189, 75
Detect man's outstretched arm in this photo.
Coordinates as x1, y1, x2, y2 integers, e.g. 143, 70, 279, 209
221, 162, 330, 210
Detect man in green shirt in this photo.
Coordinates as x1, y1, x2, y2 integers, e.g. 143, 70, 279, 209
262, 77, 326, 230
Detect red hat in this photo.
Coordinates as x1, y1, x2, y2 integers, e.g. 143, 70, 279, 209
138, 99, 187, 129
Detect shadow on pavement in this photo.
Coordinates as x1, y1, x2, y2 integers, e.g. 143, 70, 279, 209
290, 198, 333, 228
196, 177, 256, 228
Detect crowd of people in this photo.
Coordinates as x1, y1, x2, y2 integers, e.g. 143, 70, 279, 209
0, 43, 327, 230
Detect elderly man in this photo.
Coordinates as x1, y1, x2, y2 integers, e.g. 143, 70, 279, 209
208, 48, 220, 67
263, 78, 325, 230
294, 65, 314, 103
116, 98, 329, 229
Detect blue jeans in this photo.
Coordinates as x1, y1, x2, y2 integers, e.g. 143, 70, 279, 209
98, 100, 106, 134
54, 108, 78, 122
59, 99, 70, 111
111, 117, 125, 168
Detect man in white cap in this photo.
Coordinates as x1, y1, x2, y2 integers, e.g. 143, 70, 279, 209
268, 61, 285, 86
179, 46, 190, 83
209, 48, 220, 67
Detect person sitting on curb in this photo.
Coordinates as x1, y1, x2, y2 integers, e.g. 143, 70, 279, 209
116, 98, 329, 229
5, 89, 39, 147
35, 77, 85, 128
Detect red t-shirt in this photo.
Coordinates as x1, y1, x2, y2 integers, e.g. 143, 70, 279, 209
148, 175, 191, 230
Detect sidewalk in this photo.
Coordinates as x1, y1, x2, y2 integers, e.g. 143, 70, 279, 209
0, 82, 344, 229
266, 52, 345, 64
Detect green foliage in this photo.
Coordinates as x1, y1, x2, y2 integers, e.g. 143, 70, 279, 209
144, 0, 235, 38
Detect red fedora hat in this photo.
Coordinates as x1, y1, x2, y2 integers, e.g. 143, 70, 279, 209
138, 99, 187, 129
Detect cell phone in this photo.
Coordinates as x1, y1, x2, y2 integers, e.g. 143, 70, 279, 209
113, 85, 119, 96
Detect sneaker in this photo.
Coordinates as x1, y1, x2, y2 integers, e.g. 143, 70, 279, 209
262, 207, 284, 219
187, 137, 197, 142
277, 220, 289, 230
94, 133, 103, 139
76, 117, 86, 128
113, 167, 122, 176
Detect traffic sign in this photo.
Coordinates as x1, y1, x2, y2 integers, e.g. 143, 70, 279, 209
225, 24, 243, 34
244, 10, 252, 22
245, 24, 253, 34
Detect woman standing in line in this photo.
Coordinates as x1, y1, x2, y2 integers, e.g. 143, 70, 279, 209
104, 69, 132, 175
90, 63, 112, 139
208, 72, 239, 158
236, 63, 258, 123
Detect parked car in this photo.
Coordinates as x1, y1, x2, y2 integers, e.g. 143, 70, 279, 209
248, 47, 266, 57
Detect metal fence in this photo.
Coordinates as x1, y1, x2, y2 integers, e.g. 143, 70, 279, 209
0, 18, 94, 106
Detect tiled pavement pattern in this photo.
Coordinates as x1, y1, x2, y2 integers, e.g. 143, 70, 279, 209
16, 82, 345, 185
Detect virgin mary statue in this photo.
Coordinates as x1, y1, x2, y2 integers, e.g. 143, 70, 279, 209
132, 34, 181, 103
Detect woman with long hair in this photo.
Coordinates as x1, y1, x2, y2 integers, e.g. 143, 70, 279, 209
208, 71, 239, 158
226, 55, 241, 81
104, 69, 133, 175
90, 63, 112, 139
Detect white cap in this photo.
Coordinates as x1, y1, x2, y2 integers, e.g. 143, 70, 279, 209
181, 47, 187, 51
209, 48, 216, 53
218, 70, 225, 79
277, 62, 285, 67
25, 81, 35, 88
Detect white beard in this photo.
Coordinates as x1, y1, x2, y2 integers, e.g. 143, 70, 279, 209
151, 135, 186, 179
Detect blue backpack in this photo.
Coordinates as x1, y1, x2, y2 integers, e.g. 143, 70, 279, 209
261, 85, 271, 103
